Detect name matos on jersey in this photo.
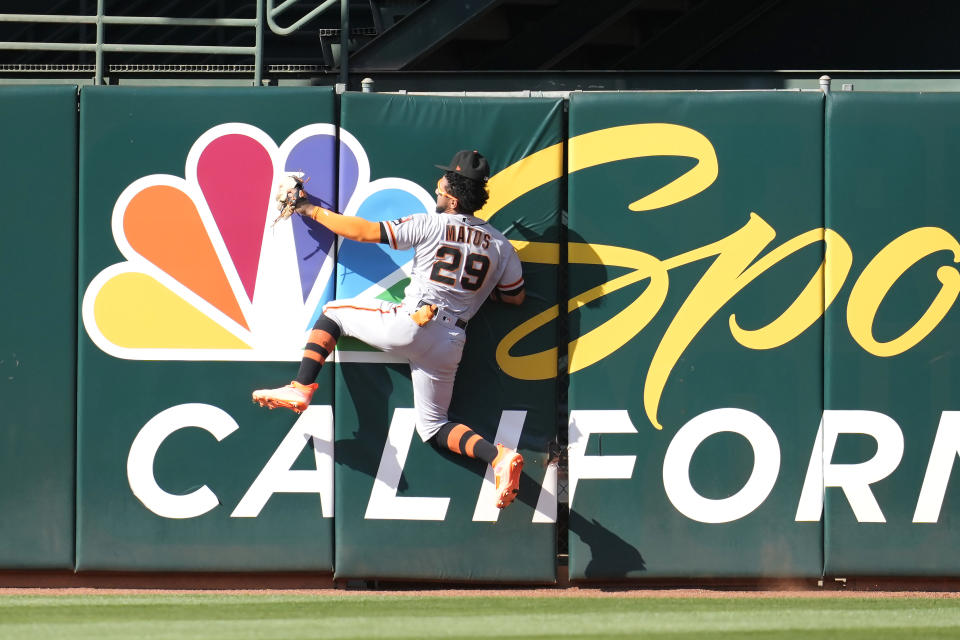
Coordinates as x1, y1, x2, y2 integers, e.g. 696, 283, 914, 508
445, 223, 492, 249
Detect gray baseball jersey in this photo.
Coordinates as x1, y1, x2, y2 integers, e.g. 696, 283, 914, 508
383, 212, 525, 318
322, 211, 524, 441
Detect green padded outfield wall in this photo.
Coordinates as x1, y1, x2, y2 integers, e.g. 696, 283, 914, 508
77, 87, 338, 570
823, 93, 960, 575
333, 94, 562, 581
0, 86, 78, 569
566, 91, 826, 579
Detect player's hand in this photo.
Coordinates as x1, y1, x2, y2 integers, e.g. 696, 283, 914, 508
290, 192, 314, 215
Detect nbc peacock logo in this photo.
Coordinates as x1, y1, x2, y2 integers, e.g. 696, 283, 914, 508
82, 122, 434, 361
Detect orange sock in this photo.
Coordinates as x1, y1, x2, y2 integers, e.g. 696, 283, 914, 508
432, 422, 498, 465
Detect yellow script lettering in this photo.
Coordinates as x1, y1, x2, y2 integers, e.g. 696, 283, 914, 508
847, 227, 960, 357
500, 214, 848, 431
729, 228, 852, 350
645, 219, 851, 430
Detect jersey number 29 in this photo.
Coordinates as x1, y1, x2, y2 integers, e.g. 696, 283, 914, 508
429, 245, 490, 291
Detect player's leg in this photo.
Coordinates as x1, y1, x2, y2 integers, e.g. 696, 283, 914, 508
253, 297, 410, 414
323, 297, 417, 352
294, 315, 341, 384
430, 421, 498, 464
428, 420, 524, 509
252, 314, 342, 413
411, 359, 524, 509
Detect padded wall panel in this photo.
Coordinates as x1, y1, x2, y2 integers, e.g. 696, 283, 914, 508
824, 92, 960, 575
566, 91, 825, 579
77, 87, 337, 570
334, 94, 562, 581
0, 86, 78, 569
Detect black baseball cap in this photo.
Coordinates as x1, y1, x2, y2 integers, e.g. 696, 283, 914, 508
435, 150, 490, 182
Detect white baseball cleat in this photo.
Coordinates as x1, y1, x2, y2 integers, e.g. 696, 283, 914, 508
493, 444, 523, 509
252, 381, 317, 414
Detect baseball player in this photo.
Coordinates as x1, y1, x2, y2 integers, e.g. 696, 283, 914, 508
253, 150, 526, 509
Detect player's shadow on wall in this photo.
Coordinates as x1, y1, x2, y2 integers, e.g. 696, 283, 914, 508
560, 230, 648, 578
564, 228, 609, 359
296, 193, 337, 261
567, 510, 646, 578
336, 362, 409, 493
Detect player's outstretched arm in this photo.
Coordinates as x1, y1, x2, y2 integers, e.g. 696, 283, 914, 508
297, 203, 381, 243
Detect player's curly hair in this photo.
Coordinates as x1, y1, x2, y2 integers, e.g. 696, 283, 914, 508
444, 171, 489, 214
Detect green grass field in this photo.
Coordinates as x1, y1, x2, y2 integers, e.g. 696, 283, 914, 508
1, 594, 959, 639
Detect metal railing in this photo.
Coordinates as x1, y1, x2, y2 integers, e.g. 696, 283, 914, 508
0, 0, 265, 85
267, 0, 350, 86
267, 0, 339, 36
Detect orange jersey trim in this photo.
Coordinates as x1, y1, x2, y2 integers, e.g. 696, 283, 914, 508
498, 277, 524, 290
325, 304, 391, 314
